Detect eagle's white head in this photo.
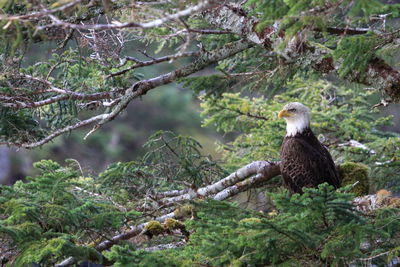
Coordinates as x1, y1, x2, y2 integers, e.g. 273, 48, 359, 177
278, 102, 311, 137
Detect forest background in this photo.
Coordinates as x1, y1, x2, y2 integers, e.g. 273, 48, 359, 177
0, 0, 400, 266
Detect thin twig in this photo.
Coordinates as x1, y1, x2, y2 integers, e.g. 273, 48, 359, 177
38, 1, 215, 31
107, 51, 200, 78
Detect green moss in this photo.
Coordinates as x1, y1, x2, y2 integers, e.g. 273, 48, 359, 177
144, 221, 164, 236
174, 205, 194, 219
338, 162, 369, 196
164, 218, 184, 230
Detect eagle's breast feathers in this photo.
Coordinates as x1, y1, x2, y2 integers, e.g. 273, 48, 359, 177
278, 102, 340, 194
280, 128, 340, 194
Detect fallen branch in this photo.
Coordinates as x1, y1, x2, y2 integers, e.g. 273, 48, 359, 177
153, 189, 188, 199
143, 241, 186, 252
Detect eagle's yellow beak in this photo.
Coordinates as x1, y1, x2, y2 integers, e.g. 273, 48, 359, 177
278, 109, 292, 118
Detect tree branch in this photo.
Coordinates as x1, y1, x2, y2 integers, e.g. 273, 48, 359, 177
0, 0, 84, 21
0, 114, 108, 148
143, 241, 186, 252
84, 39, 252, 139
160, 161, 279, 206
54, 156, 394, 267
204, 4, 400, 100
38, 0, 216, 31
107, 51, 200, 78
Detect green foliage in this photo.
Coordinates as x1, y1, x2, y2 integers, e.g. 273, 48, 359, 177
179, 74, 239, 97
369, 137, 400, 192
106, 185, 400, 266
97, 130, 225, 199
0, 107, 45, 143
242, 0, 400, 87
98, 161, 154, 200
104, 245, 175, 267
333, 34, 380, 78
0, 160, 139, 265
143, 130, 226, 187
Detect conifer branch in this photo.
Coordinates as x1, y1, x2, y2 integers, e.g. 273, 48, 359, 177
55, 157, 394, 267
203, 4, 400, 100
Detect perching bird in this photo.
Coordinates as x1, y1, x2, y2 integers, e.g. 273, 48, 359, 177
278, 102, 340, 194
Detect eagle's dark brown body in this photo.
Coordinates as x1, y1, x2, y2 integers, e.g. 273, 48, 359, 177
280, 128, 340, 194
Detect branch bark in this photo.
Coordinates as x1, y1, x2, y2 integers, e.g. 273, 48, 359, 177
143, 241, 186, 252
0, 114, 108, 148
161, 161, 279, 206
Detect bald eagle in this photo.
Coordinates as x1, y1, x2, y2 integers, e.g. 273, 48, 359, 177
278, 102, 340, 194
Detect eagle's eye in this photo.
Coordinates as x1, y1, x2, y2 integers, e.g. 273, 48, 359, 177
288, 108, 297, 112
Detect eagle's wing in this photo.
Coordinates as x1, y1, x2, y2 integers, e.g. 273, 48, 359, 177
281, 137, 340, 193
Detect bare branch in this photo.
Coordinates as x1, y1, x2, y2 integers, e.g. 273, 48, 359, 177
338, 140, 376, 154
214, 103, 270, 121
107, 51, 200, 78
153, 189, 188, 199
1, 90, 119, 109
160, 161, 279, 206
39, 1, 215, 31
143, 241, 186, 252
213, 169, 280, 200
204, 4, 265, 45
324, 27, 380, 35
1, 74, 124, 109
84, 39, 252, 138
0, 114, 107, 148
188, 28, 233, 35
